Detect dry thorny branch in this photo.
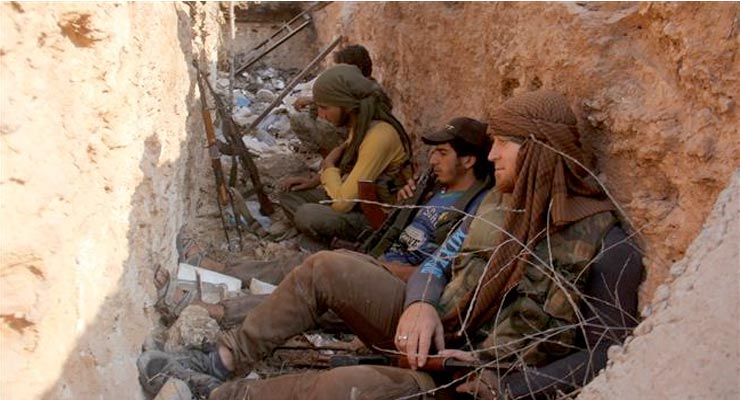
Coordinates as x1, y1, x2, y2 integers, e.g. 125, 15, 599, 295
313, 139, 648, 399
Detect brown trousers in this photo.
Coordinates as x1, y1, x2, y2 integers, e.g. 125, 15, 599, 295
222, 253, 307, 286
212, 250, 436, 400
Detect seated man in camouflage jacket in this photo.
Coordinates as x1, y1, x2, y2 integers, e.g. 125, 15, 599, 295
140, 90, 642, 400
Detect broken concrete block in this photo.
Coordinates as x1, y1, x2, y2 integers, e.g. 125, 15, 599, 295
232, 106, 254, 126
165, 305, 220, 350
177, 263, 241, 293
249, 278, 277, 295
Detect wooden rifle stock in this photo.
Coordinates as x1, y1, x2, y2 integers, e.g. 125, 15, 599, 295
201, 105, 229, 205
357, 180, 388, 229
329, 354, 480, 373
195, 68, 241, 247
197, 67, 275, 216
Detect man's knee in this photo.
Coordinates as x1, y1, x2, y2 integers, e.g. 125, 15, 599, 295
278, 191, 303, 216
301, 250, 342, 277
317, 366, 424, 399
294, 203, 335, 235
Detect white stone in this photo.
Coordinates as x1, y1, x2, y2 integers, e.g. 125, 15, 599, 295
256, 88, 276, 103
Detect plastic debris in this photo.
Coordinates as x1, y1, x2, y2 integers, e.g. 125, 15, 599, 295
246, 200, 273, 229
234, 90, 251, 107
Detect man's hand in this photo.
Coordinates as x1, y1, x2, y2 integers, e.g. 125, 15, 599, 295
396, 177, 417, 202
279, 175, 320, 192
439, 349, 500, 400
293, 96, 313, 111
320, 142, 348, 171
455, 369, 501, 400
394, 302, 445, 369
437, 349, 478, 362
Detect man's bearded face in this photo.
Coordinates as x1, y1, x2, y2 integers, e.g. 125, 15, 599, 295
317, 103, 350, 127
488, 136, 521, 193
429, 142, 472, 188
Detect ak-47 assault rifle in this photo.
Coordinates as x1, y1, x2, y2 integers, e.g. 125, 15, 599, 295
195, 62, 275, 216
195, 66, 243, 249
330, 354, 485, 373
359, 168, 437, 258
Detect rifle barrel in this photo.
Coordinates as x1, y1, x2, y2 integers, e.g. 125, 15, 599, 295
247, 36, 343, 132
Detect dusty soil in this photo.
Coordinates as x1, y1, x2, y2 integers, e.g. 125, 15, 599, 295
0, 3, 218, 399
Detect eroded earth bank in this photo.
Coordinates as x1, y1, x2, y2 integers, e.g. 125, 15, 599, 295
1, 2, 737, 399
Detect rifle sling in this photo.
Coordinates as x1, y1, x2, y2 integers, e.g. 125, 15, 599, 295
367, 175, 492, 258
430, 175, 492, 246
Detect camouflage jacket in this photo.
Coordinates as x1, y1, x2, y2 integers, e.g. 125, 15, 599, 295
438, 209, 616, 366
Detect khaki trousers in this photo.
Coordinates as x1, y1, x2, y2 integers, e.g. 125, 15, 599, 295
279, 189, 370, 245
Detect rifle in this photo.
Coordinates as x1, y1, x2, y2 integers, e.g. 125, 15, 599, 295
247, 36, 342, 131
361, 168, 437, 258
195, 69, 243, 249
330, 354, 483, 373
195, 63, 275, 216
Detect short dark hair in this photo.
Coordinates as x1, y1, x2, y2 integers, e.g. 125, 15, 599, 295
333, 45, 373, 78
448, 137, 492, 181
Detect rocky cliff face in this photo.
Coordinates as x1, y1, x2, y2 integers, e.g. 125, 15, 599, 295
0, 3, 218, 398
579, 170, 739, 400
313, 2, 739, 302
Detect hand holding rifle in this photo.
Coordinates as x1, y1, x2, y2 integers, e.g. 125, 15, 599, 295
438, 349, 501, 400
394, 302, 445, 369
396, 177, 418, 202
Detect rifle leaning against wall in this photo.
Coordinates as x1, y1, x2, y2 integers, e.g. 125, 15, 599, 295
194, 67, 243, 249
196, 64, 275, 216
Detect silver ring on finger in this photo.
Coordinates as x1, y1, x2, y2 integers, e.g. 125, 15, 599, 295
397, 335, 408, 341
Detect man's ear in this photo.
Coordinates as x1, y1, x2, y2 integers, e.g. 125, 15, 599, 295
461, 155, 476, 171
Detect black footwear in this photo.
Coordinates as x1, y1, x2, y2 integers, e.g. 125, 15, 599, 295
172, 344, 232, 382
137, 350, 222, 398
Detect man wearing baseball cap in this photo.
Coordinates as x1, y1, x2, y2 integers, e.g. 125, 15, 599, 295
381, 117, 493, 279
138, 117, 494, 396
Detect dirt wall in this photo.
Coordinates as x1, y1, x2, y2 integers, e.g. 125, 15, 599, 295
312, 2, 740, 303
230, 21, 319, 72
0, 3, 216, 398
580, 170, 739, 400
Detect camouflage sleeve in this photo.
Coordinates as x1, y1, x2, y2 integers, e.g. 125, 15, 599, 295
499, 227, 643, 398
404, 224, 468, 308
